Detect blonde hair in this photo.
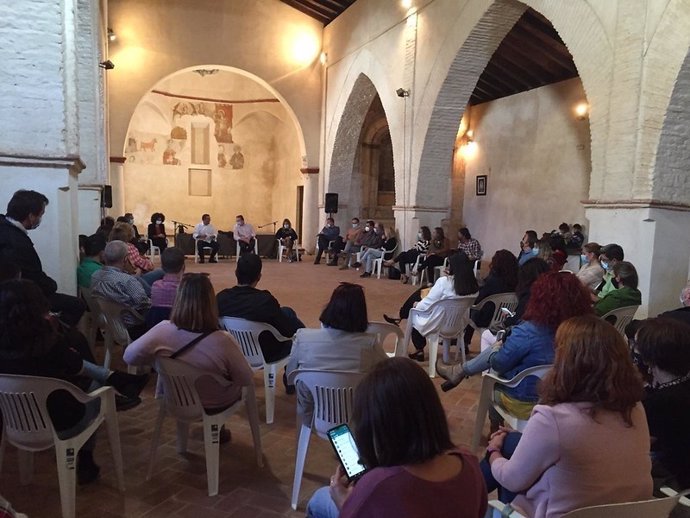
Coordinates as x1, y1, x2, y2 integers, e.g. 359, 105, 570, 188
170, 274, 219, 332
109, 222, 133, 243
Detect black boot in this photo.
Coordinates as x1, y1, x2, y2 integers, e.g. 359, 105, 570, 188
77, 450, 100, 485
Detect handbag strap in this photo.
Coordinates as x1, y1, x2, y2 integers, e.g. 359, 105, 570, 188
171, 331, 214, 359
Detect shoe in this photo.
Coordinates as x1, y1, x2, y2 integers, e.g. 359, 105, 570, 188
339, 264, 348, 270
314, 259, 321, 265
115, 394, 142, 411
199, 258, 205, 264
408, 350, 425, 362
360, 272, 371, 278
352, 262, 362, 268
77, 451, 100, 485
400, 274, 408, 284
327, 261, 338, 266
106, 371, 150, 399
283, 371, 296, 395
436, 359, 467, 392
383, 314, 401, 326
209, 258, 218, 263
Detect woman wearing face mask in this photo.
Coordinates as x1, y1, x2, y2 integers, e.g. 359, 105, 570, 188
593, 261, 642, 317
147, 212, 168, 254
276, 218, 299, 262
383, 226, 432, 284
576, 242, 604, 291
356, 224, 397, 278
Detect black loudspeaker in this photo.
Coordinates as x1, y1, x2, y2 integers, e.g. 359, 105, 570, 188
101, 185, 113, 208
325, 192, 339, 214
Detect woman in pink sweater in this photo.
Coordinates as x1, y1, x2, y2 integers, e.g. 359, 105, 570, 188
484, 315, 652, 518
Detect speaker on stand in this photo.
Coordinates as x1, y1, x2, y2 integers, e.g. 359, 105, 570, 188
325, 192, 338, 216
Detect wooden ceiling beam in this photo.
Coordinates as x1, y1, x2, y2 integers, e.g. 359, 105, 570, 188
473, 76, 504, 98
280, 0, 330, 23
507, 27, 577, 74
502, 33, 572, 78
484, 54, 540, 90
492, 43, 557, 86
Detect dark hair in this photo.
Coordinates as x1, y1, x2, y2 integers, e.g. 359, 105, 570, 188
613, 261, 638, 289
366, 220, 374, 227
116, 216, 129, 223
433, 227, 445, 241
170, 274, 218, 332
100, 216, 115, 228
524, 230, 538, 246
583, 242, 601, 255
459, 227, 471, 240
601, 243, 624, 262
236, 254, 262, 285
161, 247, 185, 274
6, 190, 49, 221
0, 280, 55, 359
420, 226, 432, 241
489, 250, 519, 290
636, 318, 690, 376
236, 214, 244, 221
319, 283, 368, 332
150, 212, 165, 224
515, 257, 549, 297
448, 253, 478, 295
549, 235, 567, 253
282, 218, 291, 227
558, 223, 570, 232
326, 217, 334, 224
84, 233, 106, 257
0, 256, 21, 282
351, 217, 360, 223
202, 213, 210, 220
573, 224, 583, 232
352, 358, 454, 468
109, 222, 133, 243
540, 315, 643, 426
523, 271, 593, 330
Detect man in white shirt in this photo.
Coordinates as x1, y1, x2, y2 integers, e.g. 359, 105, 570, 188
233, 214, 256, 256
192, 213, 219, 263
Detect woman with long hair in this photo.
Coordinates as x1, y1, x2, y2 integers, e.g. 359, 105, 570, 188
306, 358, 487, 518
124, 273, 252, 410
413, 226, 450, 285
482, 315, 652, 517
576, 242, 604, 291
383, 226, 432, 284
356, 223, 397, 278
287, 282, 387, 424
275, 218, 299, 262
109, 221, 154, 273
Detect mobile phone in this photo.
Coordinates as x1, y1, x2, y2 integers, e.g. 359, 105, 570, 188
327, 424, 368, 482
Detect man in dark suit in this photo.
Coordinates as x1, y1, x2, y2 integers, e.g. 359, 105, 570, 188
217, 254, 304, 364
0, 190, 85, 326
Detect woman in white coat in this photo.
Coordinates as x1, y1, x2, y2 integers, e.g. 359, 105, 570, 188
386, 253, 479, 361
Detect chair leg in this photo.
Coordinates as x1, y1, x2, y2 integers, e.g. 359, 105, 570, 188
202, 419, 222, 496
244, 389, 264, 468
291, 424, 313, 511
428, 335, 440, 378
54, 443, 78, 518
264, 366, 277, 424
103, 392, 125, 491
17, 449, 33, 485
471, 376, 494, 451
147, 404, 166, 480
0, 433, 6, 473
176, 421, 190, 453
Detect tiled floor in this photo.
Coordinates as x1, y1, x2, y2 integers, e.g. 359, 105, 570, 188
0, 256, 487, 517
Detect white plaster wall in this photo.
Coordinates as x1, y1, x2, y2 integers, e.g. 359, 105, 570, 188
462, 79, 591, 259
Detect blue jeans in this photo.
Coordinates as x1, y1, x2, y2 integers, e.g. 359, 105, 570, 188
361, 248, 384, 273
306, 487, 339, 518
463, 344, 501, 376
480, 431, 522, 503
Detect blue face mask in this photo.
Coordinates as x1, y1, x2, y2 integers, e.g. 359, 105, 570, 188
580, 254, 589, 264
601, 260, 609, 271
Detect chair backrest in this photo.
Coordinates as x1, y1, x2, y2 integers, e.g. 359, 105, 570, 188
435, 296, 475, 337
292, 370, 363, 437
382, 242, 398, 260
219, 317, 289, 368
479, 292, 519, 329
94, 297, 132, 346
600, 305, 639, 336
0, 374, 79, 450
560, 495, 680, 518
366, 322, 404, 356
154, 357, 232, 421
498, 364, 552, 388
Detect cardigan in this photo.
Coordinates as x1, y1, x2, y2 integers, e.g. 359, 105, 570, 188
593, 286, 641, 316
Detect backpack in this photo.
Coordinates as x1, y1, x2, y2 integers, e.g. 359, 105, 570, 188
388, 267, 401, 280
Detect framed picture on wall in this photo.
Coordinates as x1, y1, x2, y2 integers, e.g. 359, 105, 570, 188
476, 175, 487, 196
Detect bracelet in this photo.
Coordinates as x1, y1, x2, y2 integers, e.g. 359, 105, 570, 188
485, 447, 501, 460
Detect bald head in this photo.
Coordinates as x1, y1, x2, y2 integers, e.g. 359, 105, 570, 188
104, 240, 128, 266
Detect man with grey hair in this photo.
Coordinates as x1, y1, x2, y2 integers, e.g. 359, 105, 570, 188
658, 281, 690, 327
91, 240, 150, 337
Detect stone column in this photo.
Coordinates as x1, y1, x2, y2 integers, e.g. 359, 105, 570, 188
392, 206, 450, 250
301, 168, 319, 252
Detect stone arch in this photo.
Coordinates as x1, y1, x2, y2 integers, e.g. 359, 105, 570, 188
412, 0, 610, 206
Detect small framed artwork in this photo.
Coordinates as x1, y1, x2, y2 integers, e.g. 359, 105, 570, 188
476, 175, 487, 196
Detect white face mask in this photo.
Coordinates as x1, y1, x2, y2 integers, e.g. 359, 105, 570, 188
364, 226, 370, 232
417, 232, 422, 240
30, 216, 42, 230
352, 222, 358, 228
155, 220, 162, 225
326, 223, 332, 228
236, 221, 243, 226
127, 218, 134, 225
284, 224, 289, 229
533, 247, 540, 253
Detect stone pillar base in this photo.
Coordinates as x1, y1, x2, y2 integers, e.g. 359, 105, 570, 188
392, 206, 450, 248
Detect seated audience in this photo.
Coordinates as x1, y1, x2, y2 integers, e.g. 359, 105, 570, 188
414, 226, 450, 285
634, 317, 690, 491
547, 235, 568, 270
287, 282, 387, 424
233, 214, 256, 256
125, 273, 253, 413
331, 217, 362, 267
383, 226, 432, 284
340, 220, 378, 270
0, 189, 85, 326
595, 243, 624, 298
193, 213, 220, 263
147, 247, 185, 328
384, 253, 478, 361
556, 222, 572, 244
517, 230, 538, 266
463, 250, 519, 349
147, 212, 168, 254
438, 271, 594, 424
457, 227, 483, 262
594, 261, 641, 317
482, 315, 652, 517
0, 280, 149, 484
306, 358, 488, 518
480, 257, 549, 352
570, 223, 585, 249
77, 233, 106, 289
576, 242, 604, 291
356, 224, 397, 277
110, 221, 154, 273
96, 216, 115, 240
657, 281, 690, 327
314, 217, 341, 265
217, 254, 304, 364
91, 240, 151, 338
276, 218, 299, 262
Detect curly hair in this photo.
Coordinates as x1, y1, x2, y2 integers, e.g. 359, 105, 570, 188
540, 315, 643, 426
522, 271, 593, 330
489, 249, 518, 290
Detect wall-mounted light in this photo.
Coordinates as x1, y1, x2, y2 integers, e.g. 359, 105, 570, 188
396, 88, 410, 98
319, 51, 327, 66
99, 60, 115, 70
107, 28, 116, 42
574, 102, 589, 120
401, 0, 412, 8
289, 31, 320, 66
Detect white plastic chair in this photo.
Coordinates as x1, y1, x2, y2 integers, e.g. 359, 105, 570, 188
286, 369, 363, 511
147, 357, 263, 496
93, 297, 144, 371
468, 292, 519, 338
79, 286, 107, 355
315, 239, 336, 263
219, 317, 292, 424
235, 238, 259, 260
470, 364, 552, 451
0, 375, 124, 518
402, 296, 475, 377
195, 238, 214, 263
148, 238, 167, 259
436, 257, 482, 281
408, 253, 427, 286
372, 243, 398, 279
600, 305, 639, 336
366, 321, 405, 357
277, 239, 301, 262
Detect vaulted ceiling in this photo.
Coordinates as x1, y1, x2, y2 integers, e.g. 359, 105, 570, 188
280, 2, 579, 104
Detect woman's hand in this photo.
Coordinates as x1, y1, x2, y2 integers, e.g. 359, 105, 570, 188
329, 465, 354, 510
487, 428, 509, 451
